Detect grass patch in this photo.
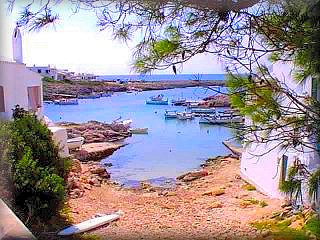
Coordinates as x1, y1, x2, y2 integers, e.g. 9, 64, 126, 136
240, 198, 268, 208
242, 183, 256, 191
304, 217, 320, 238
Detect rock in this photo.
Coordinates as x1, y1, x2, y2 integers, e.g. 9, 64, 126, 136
70, 159, 82, 173
209, 201, 223, 208
88, 177, 100, 186
309, 234, 317, 240
177, 170, 208, 182
281, 200, 291, 208
202, 187, 225, 196
289, 219, 304, 230
103, 162, 113, 167
261, 230, 272, 237
84, 184, 92, 190
91, 167, 106, 175
165, 191, 177, 197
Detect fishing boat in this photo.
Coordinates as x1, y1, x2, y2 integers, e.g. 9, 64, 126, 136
171, 98, 187, 106
191, 108, 216, 114
164, 110, 178, 119
199, 115, 243, 124
100, 92, 112, 97
57, 211, 123, 236
43, 100, 54, 104
67, 137, 84, 150
129, 128, 148, 134
177, 112, 194, 120
146, 94, 169, 105
54, 98, 79, 105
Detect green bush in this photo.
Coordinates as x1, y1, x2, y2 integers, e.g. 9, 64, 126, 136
9, 106, 69, 217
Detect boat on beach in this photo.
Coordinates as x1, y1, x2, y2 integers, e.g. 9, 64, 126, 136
146, 94, 168, 105
164, 110, 178, 119
129, 128, 148, 134
67, 136, 84, 150
54, 98, 79, 105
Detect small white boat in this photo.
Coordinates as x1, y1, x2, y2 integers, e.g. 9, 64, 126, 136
112, 119, 133, 128
171, 98, 186, 106
146, 94, 169, 105
164, 110, 178, 119
129, 128, 148, 134
57, 211, 123, 236
67, 136, 84, 150
54, 98, 79, 105
177, 112, 194, 120
199, 116, 243, 124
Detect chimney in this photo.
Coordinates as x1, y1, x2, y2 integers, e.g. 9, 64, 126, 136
12, 25, 23, 63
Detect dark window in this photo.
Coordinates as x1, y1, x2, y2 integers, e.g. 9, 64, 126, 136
37, 69, 41, 73
46, 70, 49, 73
0, 86, 5, 112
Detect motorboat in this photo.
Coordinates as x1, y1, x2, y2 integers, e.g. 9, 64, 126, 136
67, 136, 84, 150
177, 112, 194, 120
164, 110, 178, 119
146, 94, 169, 105
100, 92, 112, 97
199, 115, 243, 124
54, 98, 79, 105
129, 128, 148, 134
191, 108, 216, 114
171, 98, 187, 106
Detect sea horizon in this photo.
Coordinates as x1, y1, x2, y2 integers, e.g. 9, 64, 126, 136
97, 73, 226, 82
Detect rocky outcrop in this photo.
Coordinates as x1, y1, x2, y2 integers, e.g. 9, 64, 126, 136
67, 160, 111, 199
58, 121, 131, 144
201, 94, 230, 107
176, 170, 208, 182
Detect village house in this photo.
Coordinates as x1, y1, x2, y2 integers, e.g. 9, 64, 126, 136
27, 64, 58, 80
240, 62, 320, 203
0, 26, 69, 157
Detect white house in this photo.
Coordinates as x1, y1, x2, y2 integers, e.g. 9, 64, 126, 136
27, 65, 58, 80
240, 62, 320, 202
0, 26, 43, 120
0, 26, 69, 158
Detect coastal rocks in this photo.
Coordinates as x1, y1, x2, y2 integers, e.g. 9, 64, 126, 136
209, 201, 223, 208
202, 187, 226, 196
201, 94, 230, 107
59, 121, 130, 144
67, 161, 111, 199
177, 170, 208, 182
75, 142, 125, 162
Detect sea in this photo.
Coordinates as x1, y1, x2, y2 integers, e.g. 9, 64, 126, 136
97, 73, 226, 82
44, 86, 234, 187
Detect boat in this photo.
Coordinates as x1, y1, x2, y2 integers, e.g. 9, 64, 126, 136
129, 128, 148, 134
177, 112, 194, 120
112, 118, 133, 128
43, 100, 54, 104
66, 137, 84, 150
54, 98, 79, 105
191, 108, 216, 114
100, 92, 112, 97
57, 211, 123, 236
171, 98, 187, 106
78, 94, 100, 99
146, 94, 169, 105
164, 110, 178, 119
199, 115, 243, 124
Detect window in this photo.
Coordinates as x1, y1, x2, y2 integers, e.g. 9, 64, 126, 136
46, 70, 49, 73
37, 69, 41, 73
280, 155, 288, 183
27, 86, 41, 111
0, 86, 5, 112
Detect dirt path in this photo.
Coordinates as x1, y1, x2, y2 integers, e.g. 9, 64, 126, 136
68, 157, 282, 240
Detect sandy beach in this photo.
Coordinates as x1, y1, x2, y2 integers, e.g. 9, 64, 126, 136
68, 156, 282, 240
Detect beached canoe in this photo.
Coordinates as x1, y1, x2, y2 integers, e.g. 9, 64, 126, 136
57, 211, 123, 236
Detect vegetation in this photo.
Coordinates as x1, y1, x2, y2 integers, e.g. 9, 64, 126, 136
9, 105, 70, 218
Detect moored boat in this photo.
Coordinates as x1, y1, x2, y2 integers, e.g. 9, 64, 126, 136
171, 98, 187, 106
191, 108, 216, 114
164, 110, 178, 119
129, 128, 148, 134
54, 98, 79, 105
177, 112, 194, 120
199, 115, 243, 124
146, 94, 168, 105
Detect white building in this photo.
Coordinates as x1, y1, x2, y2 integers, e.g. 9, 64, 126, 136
240, 62, 320, 202
0, 26, 43, 120
27, 65, 58, 80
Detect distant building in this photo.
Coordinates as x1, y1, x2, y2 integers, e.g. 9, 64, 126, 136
0, 26, 43, 120
27, 65, 58, 80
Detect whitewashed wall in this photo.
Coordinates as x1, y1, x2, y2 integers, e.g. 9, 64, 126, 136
240, 62, 320, 199
0, 61, 43, 120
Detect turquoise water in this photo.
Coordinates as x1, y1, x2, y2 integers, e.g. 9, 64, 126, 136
44, 87, 233, 187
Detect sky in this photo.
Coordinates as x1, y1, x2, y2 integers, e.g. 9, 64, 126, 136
0, 1, 225, 75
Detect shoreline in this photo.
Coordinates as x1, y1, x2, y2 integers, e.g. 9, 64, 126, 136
43, 79, 225, 100
67, 155, 282, 239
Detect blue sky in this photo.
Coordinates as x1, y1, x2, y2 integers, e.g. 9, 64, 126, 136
0, 1, 225, 75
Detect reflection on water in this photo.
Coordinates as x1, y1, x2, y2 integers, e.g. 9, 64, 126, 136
44, 87, 233, 187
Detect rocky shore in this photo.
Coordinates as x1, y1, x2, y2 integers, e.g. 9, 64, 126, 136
43, 79, 225, 100
67, 155, 283, 240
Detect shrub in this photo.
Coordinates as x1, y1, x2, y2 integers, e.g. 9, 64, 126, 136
9, 106, 69, 217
